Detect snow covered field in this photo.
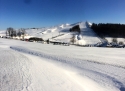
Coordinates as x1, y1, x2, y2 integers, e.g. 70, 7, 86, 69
0, 38, 125, 91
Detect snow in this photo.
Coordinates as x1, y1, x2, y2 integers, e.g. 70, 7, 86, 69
106, 37, 125, 43
0, 22, 101, 45
22, 22, 100, 45
88, 22, 92, 26
0, 31, 6, 37
0, 38, 125, 91
0, 21, 125, 91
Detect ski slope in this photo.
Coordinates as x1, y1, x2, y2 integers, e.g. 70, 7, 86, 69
24, 22, 101, 44
0, 38, 125, 91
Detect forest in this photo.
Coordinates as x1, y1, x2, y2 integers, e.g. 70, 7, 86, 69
69, 25, 81, 33
91, 23, 125, 38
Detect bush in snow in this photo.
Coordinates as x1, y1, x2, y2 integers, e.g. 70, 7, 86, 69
119, 41, 124, 45
70, 35, 76, 44
77, 35, 82, 40
112, 38, 118, 44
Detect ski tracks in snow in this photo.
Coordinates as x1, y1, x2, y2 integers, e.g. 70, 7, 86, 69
0, 46, 85, 91
10, 46, 125, 91
0, 48, 32, 91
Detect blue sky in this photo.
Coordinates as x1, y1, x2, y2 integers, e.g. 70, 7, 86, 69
0, 0, 125, 30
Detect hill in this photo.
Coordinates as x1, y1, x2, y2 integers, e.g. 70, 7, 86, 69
25, 21, 101, 45
0, 21, 101, 45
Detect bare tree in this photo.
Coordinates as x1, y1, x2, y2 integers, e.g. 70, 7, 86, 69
6, 31, 8, 36
17, 28, 26, 37
17, 30, 21, 37
6, 27, 16, 37
20, 28, 26, 35
70, 34, 76, 44
112, 38, 118, 43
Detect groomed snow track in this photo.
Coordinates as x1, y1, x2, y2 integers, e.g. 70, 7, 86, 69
10, 46, 125, 91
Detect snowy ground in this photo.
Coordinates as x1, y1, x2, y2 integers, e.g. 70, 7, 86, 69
0, 38, 125, 91
105, 37, 125, 43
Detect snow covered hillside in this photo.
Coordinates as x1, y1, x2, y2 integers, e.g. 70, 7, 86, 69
0, 38, 125, 91
25, 22, 101, 45
0, 21, 101, 45
0, 31, 6, 37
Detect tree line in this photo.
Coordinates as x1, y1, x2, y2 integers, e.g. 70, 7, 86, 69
91, 23, 125, 38
69, 25, 81, 33
6, 27, 26, 37
29, 37, 43, 41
